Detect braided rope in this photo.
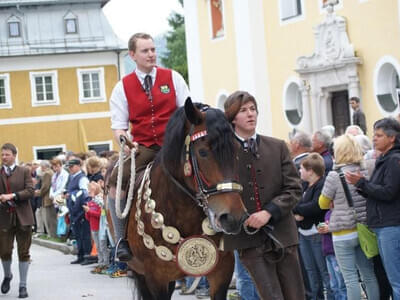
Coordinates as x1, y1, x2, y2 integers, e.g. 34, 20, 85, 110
115, 139, 136, 219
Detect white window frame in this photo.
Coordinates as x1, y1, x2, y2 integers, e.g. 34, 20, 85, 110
33, 144, 66, 160
8, 21, 21, 38
0, 73, 12, 109
373, 55, 400, 116
77, 67, 106, 104
279, 0, 305, 25
207, 0, 226, 41
282, 77, 303, 127
30, 70, 60, 107
215, 89, 229, 111
87, 140, 113, 153
65, 18, 78, 34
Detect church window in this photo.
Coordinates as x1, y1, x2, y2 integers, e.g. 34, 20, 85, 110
209, 0, 225, 39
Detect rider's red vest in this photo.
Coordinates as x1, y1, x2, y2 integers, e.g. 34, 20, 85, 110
123, 67, 177, 147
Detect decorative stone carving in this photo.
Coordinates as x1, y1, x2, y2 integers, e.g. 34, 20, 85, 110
296, 3, 360, 73
295, 2, 362, 132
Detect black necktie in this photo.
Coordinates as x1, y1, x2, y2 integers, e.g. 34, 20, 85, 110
144, 75, 153, 100
5, 166, 11, 177
247, 138, 258, 157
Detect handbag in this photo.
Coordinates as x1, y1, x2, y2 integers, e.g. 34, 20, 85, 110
336, 168, 379, 259
57, 215, 68, 237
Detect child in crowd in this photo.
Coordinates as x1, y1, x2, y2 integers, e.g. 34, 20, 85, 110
318, 210, 347, 300
83, 181, 110, 274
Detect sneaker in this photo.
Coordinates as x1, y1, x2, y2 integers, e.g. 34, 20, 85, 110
228, 291, 241, 300
102, 264, 118, 275
110, 269, 128, 278
90, 266, 103, 274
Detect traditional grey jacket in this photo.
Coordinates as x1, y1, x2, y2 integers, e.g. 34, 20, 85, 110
321, 163, 367, 233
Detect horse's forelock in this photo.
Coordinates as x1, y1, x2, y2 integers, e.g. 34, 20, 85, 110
157, 106, 187, 171
158, 106, 235, 176
205, 108, 235, 174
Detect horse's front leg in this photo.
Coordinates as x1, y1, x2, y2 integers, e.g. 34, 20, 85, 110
207, 251, 235, 300
144, 275, 174, 300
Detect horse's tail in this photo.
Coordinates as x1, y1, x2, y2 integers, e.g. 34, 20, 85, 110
127, 269, 149, 300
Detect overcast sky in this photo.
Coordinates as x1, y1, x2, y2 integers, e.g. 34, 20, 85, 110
103, 0, 184, 42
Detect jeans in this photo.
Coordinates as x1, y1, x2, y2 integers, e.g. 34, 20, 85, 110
373, 225, 400, 300
299, 233, 333, 300
234, 251, 260, 300
185, 276, 209, 289
333, 237, 379, 300
72, 218, 91, 260
325, 255, 347, 300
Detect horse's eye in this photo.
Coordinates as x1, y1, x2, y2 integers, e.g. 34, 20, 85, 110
198, 149, 208, 158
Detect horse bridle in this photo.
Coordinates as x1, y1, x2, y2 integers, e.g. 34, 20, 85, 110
161, 124, 243, 211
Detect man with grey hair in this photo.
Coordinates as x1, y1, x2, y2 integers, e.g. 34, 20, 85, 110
289, 130, 312, 171
345, 124, 364, 136
36, 160, 56, 238
312, 130, 333, 175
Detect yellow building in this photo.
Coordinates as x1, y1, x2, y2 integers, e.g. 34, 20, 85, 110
183, 0, 400, 139
0, 0, 126, 162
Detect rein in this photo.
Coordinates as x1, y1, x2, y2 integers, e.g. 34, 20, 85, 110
115, 136, 136, 219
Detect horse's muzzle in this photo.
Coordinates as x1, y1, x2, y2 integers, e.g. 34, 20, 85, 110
217, 212, 247, 235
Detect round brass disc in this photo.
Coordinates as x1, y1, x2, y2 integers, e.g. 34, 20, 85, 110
202, 217, 217, 236
155, 245, 174, 261
176, 236, 219, 276
135, 210, 141, 220
145, 199, 156, 213
162, 226, 181, 244
151, 212, 164, 229
143, 234, 155, 249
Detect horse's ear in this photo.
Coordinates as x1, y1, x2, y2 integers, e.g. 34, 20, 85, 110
184, 97, 203, 125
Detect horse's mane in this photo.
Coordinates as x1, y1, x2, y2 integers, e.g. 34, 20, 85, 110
157, 103, 235, 175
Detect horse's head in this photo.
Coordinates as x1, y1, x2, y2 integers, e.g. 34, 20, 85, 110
161, 98, 247, 235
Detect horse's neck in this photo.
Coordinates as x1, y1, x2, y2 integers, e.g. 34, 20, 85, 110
149, 166, 204, 235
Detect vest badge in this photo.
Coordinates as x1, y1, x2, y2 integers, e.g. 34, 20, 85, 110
160, 85, 170, 94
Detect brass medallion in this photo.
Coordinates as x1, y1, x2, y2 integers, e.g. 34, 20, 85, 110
162, 226, 181, 244
155, 245, 174, 261
202, 217, 217, 236
143, 234, 155, 249
176, 236, 219, 276
145, 199, 156, 213
151, 212, 164, 229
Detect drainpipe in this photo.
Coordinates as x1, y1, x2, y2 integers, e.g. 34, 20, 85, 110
115, 50, 121, 80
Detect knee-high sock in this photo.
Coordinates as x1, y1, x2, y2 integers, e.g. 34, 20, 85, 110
108, 196, 127, 241
18, 261, 29, 288
1, 260, 12, 278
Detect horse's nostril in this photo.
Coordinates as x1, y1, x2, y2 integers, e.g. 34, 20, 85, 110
218, 213, 241, 234
219, 213, 233, 225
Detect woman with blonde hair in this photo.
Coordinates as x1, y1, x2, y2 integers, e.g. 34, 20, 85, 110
85, 156, 104, 187
319, 134, 379, 300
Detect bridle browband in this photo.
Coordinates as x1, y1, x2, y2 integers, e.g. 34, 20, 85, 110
161, 117, 242, 210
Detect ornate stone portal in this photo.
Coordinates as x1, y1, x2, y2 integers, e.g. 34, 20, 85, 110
295, 2, 361, 132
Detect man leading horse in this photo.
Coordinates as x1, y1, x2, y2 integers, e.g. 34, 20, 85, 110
108, 32, 190, 261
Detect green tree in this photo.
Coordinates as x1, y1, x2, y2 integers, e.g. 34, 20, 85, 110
161, 0, 188, 84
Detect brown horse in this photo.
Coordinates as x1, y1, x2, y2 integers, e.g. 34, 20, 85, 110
118, 99, 247, 299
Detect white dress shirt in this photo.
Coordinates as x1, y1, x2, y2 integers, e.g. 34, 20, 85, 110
49, 168, 69, 199
110, 67, 190, 130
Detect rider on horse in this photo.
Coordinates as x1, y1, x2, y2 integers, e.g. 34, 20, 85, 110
108, 32, 190, 261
